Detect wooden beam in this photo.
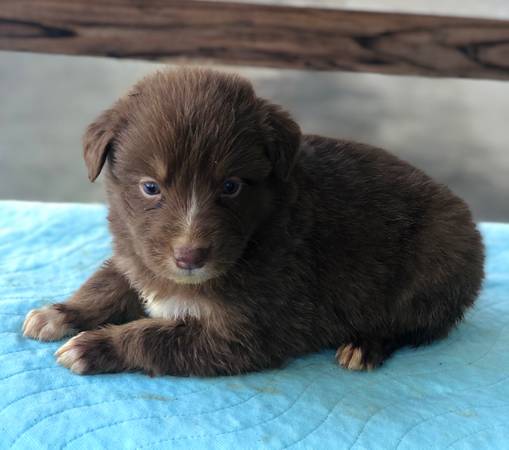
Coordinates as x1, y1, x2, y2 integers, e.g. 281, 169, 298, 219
1, 0, 509, 80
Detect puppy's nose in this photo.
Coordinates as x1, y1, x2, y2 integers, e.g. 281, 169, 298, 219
174, 246, 210, 270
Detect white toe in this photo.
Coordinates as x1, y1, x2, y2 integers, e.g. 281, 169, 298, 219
23, 306, 75, 341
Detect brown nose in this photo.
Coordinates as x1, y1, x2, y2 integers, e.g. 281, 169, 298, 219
174, 246, 210, 270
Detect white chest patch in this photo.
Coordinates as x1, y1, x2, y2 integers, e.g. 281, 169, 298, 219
141, 291, 209, 320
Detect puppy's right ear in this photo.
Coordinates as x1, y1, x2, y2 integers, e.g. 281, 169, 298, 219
83, 109, 120, 182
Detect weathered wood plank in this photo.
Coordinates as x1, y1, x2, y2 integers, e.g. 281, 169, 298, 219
1, 0, 509, 80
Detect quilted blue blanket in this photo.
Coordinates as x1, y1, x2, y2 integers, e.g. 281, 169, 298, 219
0, 201, 508, 449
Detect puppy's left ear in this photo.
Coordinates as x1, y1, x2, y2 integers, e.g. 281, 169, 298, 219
83, 108, 122, 182
258, 100, 301, 181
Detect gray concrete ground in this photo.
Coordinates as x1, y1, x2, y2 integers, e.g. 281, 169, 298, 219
1, 50, 508, 221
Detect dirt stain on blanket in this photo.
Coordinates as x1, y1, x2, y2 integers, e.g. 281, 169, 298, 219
227, 382, 280, 395
139, 393, 174, 402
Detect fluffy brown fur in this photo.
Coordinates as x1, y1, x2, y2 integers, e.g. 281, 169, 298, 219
23, 68, 485, 376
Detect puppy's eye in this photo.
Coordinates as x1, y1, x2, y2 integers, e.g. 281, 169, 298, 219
140, 180, 161, 197
222, 178, 242, 197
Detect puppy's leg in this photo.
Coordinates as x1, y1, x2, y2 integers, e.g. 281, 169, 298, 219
55, 318, 269, 376
23, 261, 143, 341
336, 339, 398, 371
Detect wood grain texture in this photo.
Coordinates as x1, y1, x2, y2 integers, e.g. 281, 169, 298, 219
1, 0, 509, 79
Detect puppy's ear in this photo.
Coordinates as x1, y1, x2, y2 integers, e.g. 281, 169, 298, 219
258, 100, 301, 181
83, 108, 121, 182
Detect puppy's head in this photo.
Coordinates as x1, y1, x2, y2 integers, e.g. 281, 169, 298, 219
83, 68, 300, 285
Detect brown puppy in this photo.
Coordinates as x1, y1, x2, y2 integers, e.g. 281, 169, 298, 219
23, 68, 484, 376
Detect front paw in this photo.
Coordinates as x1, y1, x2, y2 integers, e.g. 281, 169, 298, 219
55, 330, 123, 375
23, 306, 76, 341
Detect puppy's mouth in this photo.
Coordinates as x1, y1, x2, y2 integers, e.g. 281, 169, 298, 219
168, 265, 218, 285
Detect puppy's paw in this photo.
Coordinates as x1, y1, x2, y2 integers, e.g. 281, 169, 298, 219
55, 330, 123, 375
336, 344, 374, 371
22, 306, 75, 341
336, 341, 391, 371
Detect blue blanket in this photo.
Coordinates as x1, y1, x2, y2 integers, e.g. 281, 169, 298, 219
0, 201, 508, 449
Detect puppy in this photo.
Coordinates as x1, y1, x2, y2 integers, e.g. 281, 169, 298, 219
23, 68, 484, 375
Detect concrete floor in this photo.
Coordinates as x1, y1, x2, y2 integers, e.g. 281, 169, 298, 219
1, 51, 508, 221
